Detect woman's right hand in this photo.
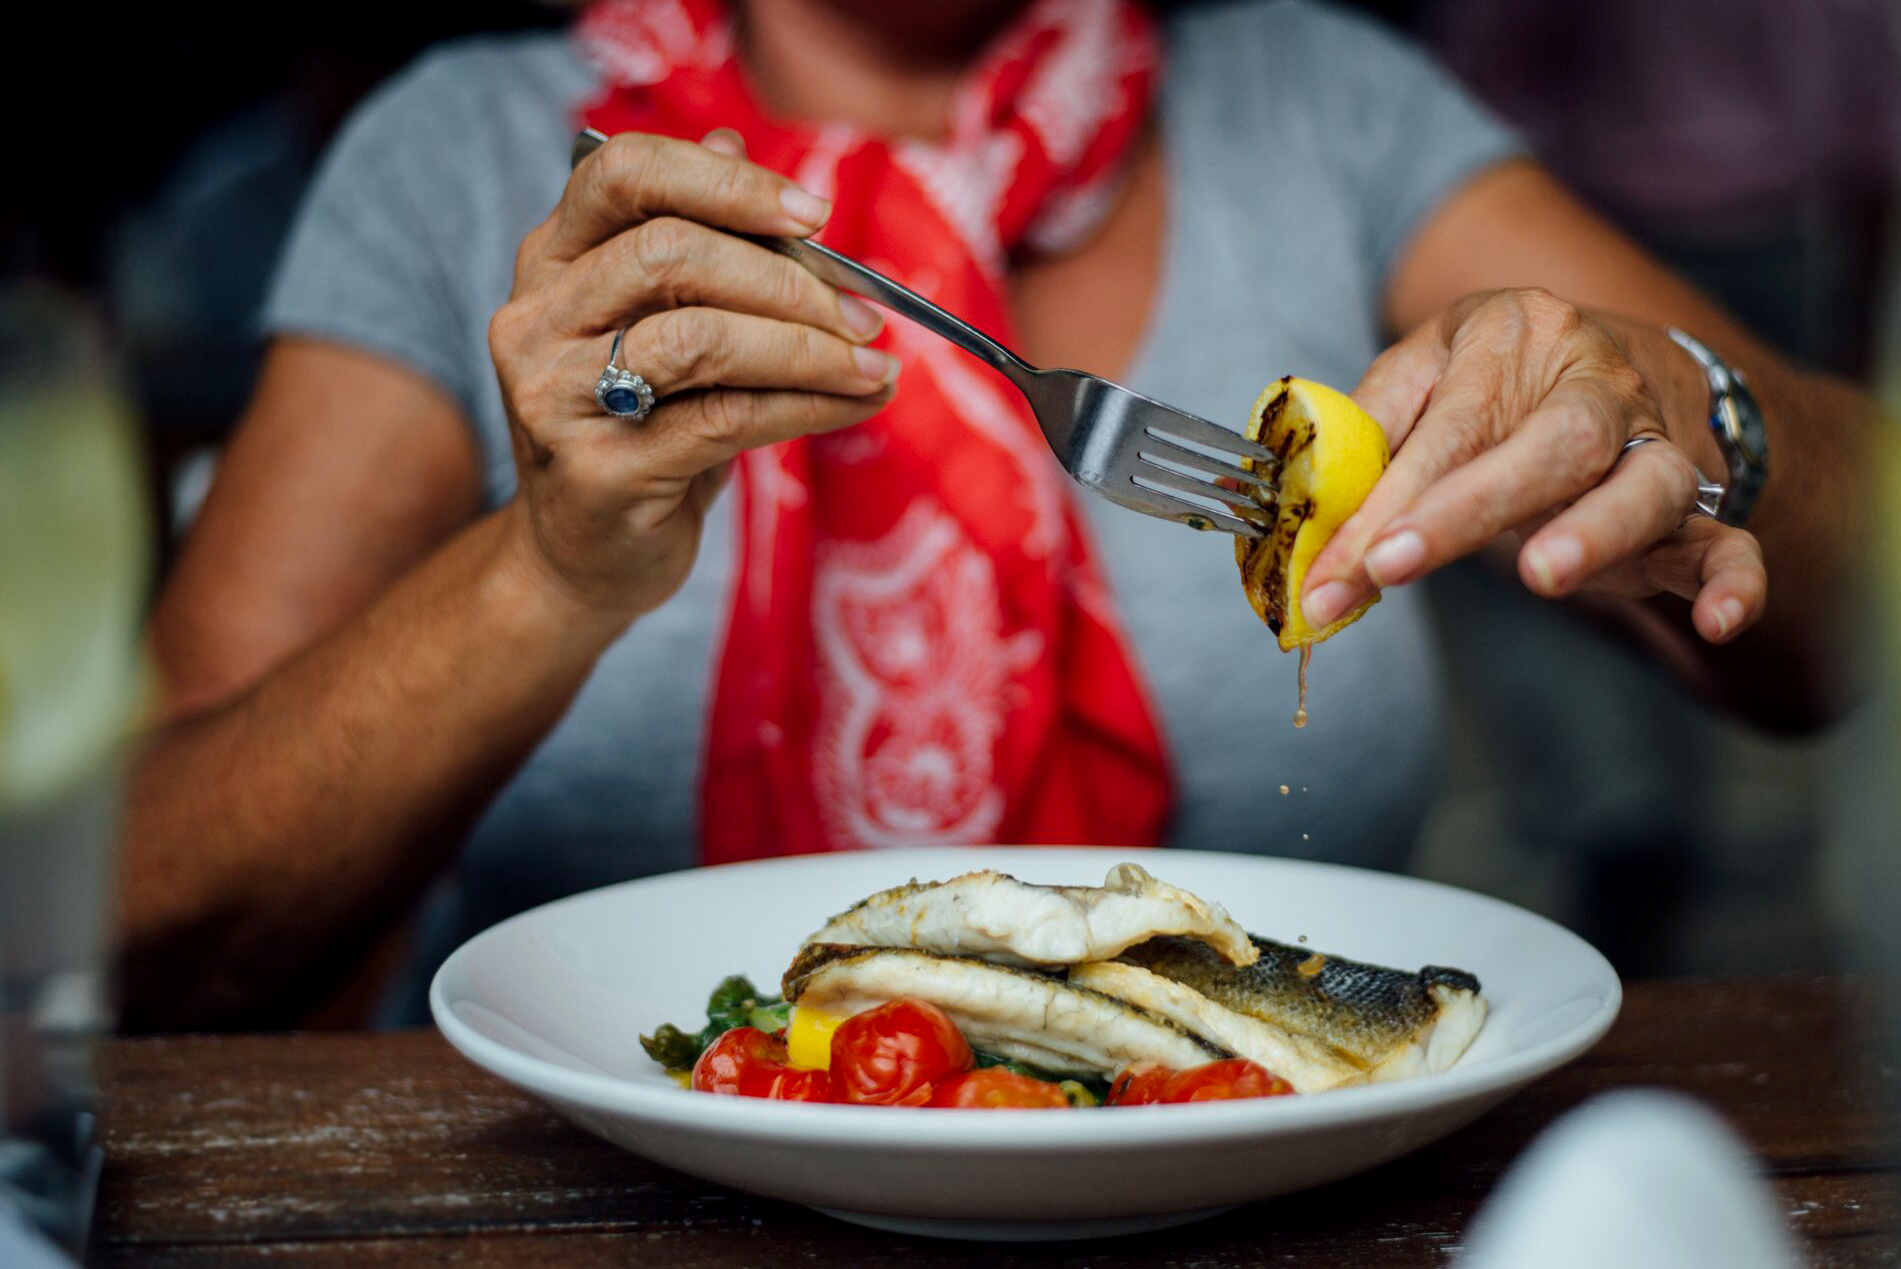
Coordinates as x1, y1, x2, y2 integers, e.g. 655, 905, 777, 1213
487, 129, 897, 623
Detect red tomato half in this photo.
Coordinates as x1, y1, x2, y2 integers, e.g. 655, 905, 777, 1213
1157, 1059, 1293, 1103
1107, 1061, 1175, 1106
692, 1027, 837, 1102
830, 1000, 973, 1106
750, 1065, 838, 1102
928, 1068, 1071, 1109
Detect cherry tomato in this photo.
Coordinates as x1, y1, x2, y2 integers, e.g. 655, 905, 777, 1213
829, 1000, 973, 1106
1157, 1059, 1293, 1102
928, 1068, 1071, 1109
750, 1065, 837, 1102
1107, 1061, 1176, 1106
692, 1027, 837, 1102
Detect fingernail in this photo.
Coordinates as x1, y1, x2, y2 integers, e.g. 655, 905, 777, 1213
1524, 534, 1582, 593
701, 128, 743, 156
854, 346, 899, 385
1714, 597, 1745, 639
1363, 530, 1426, 587
779, 185, 831, 229
1303, 581, 1355, 628
839, 294, 884, 339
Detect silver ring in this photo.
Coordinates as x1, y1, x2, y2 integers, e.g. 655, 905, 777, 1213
1618, 434, 1724, 522
593, 327, 656, 420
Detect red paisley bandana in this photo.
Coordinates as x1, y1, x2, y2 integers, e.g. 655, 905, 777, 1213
577, 0, 1173, 862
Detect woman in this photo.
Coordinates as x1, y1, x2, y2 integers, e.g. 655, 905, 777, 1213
125, 0, 1870, 1026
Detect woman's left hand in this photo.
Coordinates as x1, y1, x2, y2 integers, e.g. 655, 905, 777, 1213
1299, 287, 1767, 645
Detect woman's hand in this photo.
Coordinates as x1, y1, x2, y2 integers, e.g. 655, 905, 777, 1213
1300, 288, 1768, 645
487, 129, 898, 624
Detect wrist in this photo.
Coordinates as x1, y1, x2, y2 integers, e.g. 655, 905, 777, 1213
487, 501, 644, 654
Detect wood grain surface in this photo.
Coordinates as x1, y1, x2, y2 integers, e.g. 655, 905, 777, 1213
92, 975, 1899, 1266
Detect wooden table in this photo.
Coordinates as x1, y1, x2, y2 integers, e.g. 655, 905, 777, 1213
92, 975, 1897, 1266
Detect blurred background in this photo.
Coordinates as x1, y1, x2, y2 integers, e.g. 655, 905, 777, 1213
1, 0, 1896, 1030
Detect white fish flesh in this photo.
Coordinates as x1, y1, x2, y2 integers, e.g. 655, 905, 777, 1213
802, 863, 1258, 970
782, 943, 1228, 1077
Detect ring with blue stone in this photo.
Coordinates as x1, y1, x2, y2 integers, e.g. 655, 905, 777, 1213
593, 327, 657, 420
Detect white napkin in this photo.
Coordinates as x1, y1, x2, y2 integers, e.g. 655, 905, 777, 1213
1460, 1089, 1799, 1269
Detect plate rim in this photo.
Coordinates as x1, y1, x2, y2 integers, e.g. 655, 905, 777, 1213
430, 847, 1622, 1147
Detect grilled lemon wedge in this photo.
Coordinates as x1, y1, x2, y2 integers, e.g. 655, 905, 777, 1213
1235, 377, 1390, 651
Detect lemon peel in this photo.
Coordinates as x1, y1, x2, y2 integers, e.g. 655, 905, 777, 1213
1235, 376, 1390, 651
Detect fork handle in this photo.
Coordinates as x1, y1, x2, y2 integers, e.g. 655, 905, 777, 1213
570, 131, 1038, 389
739, 234, 1038, 388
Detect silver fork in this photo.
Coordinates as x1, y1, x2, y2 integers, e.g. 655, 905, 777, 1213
572, 128, 1277, 537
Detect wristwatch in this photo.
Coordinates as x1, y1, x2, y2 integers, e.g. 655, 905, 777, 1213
1665, 326, 1769, 527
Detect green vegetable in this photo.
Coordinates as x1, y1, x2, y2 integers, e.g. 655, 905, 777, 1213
640, 973, 790, 1073
638, 1023, 702, 1071
747, 1001, 792, 1033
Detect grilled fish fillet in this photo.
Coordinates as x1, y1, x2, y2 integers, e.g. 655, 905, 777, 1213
783, 943, 1229, 1077
1087, 935, 1485, 1089
1066, 961, 1364, 1092
803, 863, 1258, 969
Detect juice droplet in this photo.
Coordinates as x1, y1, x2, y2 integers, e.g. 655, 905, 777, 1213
1293, 644, 1312, 728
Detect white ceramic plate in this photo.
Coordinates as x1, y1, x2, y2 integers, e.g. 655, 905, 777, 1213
431, 847, 1619, 1240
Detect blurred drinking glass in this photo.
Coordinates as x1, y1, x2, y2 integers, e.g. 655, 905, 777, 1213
0, 285, 149, 1256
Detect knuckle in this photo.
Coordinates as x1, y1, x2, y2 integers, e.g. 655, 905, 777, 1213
1551, 407, 1613, 479
600, 132, 660, 191
692, 391, 754, 447
1603, 362, 1648, 403
710, 157, 760, 212
768, 257, 819, 319
647, 308, 715, 381
487, 301, 528, 366
630, 216, 695, 293
787, 321, 833, 369
1522, 289, 1581, 336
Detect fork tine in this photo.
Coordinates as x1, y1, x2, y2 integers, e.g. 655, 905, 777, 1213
1124, 477, 1267, 538
1140, 410, 1280, 468
1131, 461, 1269, 516
1138, 435, 1276, 493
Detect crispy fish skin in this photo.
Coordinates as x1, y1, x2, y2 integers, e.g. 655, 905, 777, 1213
783, 943, 1229, 1077
1113, 935, 1485, 1084
802, 863, 1259, 969
1066, 960, 1364, 1093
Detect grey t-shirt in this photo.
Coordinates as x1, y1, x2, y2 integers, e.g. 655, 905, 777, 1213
263, 0, 1519, 1019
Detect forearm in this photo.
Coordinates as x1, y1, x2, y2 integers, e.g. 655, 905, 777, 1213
121, 501, 629, 1026
1605, 314, 1874, 724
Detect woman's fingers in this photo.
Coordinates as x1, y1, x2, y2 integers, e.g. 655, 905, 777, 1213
505, 307, 896, 447
538, 132, 831, 269
1302, 371, 1637, 627
1516, 437, 1697, 597
621, 307, 899, 399
550, 216, 884, 344
1299, 349, 1522, 623
1576, 518, 1767, 643
585, 385, 898, 488
1371, 381, 1634, 586
1687, 525, 1767, 642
